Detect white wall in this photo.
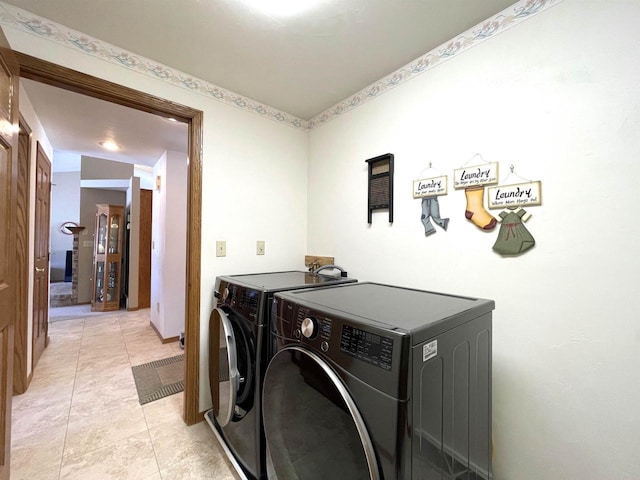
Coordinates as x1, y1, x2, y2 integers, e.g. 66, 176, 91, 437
150, 153, 165, 334
150, 150, 187, 340
18, 84, 53, 379
308, 1, 640, 479
50, 171, 80, 281
134, 165, 154, 190
163, 151, 187, 338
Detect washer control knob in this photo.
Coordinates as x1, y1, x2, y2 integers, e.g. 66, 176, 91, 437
301, 317, 318, 339
321, 341, 329, 352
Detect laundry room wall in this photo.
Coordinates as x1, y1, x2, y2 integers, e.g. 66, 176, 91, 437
0, 9, 309, 411
307, 1, 640, 479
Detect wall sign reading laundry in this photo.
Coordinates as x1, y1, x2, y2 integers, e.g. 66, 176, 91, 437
412, 175, 448, 197
453, 163, 499, 189
488, 181, 542, 209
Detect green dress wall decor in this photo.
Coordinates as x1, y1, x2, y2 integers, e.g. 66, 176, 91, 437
492, 207, 535, 255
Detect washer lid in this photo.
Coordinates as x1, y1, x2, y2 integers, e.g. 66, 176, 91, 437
276, 282, 494, 345
219, 270, 357, 292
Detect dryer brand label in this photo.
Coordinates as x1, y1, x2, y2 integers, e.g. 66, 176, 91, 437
423, 340, 438, 362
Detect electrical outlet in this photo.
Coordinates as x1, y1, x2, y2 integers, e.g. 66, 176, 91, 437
256, 240, 265, 255
216, 241, 226, 257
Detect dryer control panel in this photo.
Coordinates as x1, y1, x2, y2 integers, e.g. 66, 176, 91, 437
273, 297, 410, 399
215, 280, 261, 323
289, 308, 394, 371
340, 325, 394, 371
293, 312, 332, 343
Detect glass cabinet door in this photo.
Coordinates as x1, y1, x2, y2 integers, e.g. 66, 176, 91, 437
107, 261, 118, 303
96, 213, 107, 254
92, 204, 124, 312
94, 261, 105, 303
108, 214, 121, 254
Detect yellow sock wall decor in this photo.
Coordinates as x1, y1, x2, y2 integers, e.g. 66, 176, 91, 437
464, 186, 497, 231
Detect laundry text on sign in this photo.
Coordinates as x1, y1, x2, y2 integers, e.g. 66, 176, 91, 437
413, 175, 448, 198
488, 181, 542, 209
453, 162, 499, 189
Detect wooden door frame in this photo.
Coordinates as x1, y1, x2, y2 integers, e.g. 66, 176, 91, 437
15, 51, 203, 425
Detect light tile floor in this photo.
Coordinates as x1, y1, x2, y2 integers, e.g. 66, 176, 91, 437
11, 307, 239, 480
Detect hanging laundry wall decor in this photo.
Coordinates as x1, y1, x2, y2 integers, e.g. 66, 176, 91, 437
454, 154, 499, 231
413, 163, 449, 237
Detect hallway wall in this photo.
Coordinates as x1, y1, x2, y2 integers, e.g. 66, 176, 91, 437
50, 171, 80, 282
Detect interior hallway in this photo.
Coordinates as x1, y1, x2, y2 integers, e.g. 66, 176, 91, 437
11, 307, 239, 480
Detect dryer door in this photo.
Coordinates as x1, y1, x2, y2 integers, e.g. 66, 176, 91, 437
262, 346, 380, 480
209, 307, 256, 427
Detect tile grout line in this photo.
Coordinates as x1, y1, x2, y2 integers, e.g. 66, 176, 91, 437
56, 314, 135, 472
56, 313, 158, 472
57, 315, 87, 480
12, 308, 185, 479
28, 309, 176, 479
120, 312, 165, 479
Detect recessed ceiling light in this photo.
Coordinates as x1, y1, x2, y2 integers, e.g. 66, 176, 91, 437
167, 117, 178, 123
240, 0, 327, 17
98, 140, 120, 151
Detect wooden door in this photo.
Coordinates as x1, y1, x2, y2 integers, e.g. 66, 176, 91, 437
0, 37, 20, 480
13, 117, 32, 395
138, 189, 152, 308
32, 142, 51, 369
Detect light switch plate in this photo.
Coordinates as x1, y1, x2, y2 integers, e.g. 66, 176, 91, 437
216, 241, 226, 257
256, 241, 265, 255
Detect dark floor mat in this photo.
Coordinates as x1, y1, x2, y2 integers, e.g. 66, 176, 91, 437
131, 354, 184, 405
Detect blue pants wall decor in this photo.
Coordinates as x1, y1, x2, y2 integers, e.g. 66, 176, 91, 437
421, 196, 449, 236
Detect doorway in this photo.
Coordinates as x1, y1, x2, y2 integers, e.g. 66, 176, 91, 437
16, 51, 203, 425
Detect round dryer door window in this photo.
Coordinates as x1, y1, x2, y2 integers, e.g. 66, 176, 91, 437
262, 346, 380, 480
209, 308, 256, 427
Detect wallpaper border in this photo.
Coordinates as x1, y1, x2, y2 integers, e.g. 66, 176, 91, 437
0, 0, 561, 131
308, 0, 563, 129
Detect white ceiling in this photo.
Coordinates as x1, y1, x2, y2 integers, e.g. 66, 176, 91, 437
20, 78, 188, 170
8, 0, 516, 169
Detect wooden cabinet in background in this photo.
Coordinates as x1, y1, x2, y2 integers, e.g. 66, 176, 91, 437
92, 204, 124, 312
